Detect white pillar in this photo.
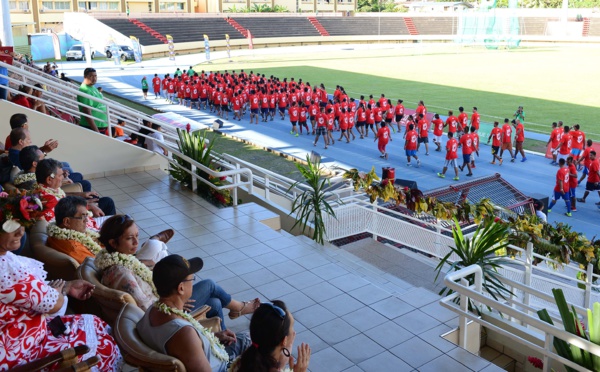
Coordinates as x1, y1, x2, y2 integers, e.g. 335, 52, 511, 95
0, 0, 14, 46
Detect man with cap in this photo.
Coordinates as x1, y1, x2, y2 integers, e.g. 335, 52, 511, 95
137, 254, 252, 371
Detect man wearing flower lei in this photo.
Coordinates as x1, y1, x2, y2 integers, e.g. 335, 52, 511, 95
0, 190, 122, 371
46, 196, 104, 264
35, 158, 115, 229
137, 254, 251, 372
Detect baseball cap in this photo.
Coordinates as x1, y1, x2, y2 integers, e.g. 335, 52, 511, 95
153, 254, 204, 296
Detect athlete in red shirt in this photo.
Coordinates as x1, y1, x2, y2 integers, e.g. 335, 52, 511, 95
445, 111, 459, 135
567, 156, 579, 211
578, 150, 600, 203
547, 158, 572, 216
416, 114, 429, 155
375, 122, 392, 159
577, 139, 594, 185
289, 102, 300, 136
469, 126, 480, 169
404, 124, 420, 167
437, 132, 459, 180
547, 122, 561, 165
571, 124, 586, 161
432, 114, 444, 152
470, 107, 480, 132
487, 121, 503, 165
457, 107, 468, 136
553, 126, 573, 163
513, 119, 526, 162
298, 104, 309, 135
500, 119, 515, 162
356, 103, 367, 139
314, 107, 329, 149
394, 99, 405, 133
459, 131, 473, 177
152, 74, 161, 99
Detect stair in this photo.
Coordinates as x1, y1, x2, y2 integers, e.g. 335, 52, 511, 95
129, 19, 168, 44
583, 18, 590, 37
403, 17, 419, 35
225, 18, 248, 38
308, 17, 330, 36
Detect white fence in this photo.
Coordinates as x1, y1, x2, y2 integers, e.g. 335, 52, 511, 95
324, 200, 600, 310
442, 265, 600, 372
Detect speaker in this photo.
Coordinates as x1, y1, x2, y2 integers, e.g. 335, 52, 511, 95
213, 119, 224, 130
394, 179, 418, 190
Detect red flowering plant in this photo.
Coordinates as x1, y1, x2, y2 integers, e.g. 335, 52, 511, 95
0, 187, 49, 233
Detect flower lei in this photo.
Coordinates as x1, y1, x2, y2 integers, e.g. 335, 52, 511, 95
155, 301, 229, 362
41, 185, 66, 200
95, 250, 158, 296
13, 172, 36, 186
46, 222, 103, 255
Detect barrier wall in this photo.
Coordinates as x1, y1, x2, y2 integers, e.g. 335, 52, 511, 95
1, 100, 168, 179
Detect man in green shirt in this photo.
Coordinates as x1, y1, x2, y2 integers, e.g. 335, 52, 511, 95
187, 65, 195, 77
77, 68, 108, 135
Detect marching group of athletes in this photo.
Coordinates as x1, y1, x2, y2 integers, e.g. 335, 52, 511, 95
146, 67, 599, 216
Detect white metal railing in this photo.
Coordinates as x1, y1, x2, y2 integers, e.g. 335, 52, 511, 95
442, 265, 600, 372
0, 60, 255, 206
324, 200, 600, 310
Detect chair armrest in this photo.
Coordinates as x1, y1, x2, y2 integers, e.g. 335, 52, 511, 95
29, 220, 79, 281
191, 305, 210, 321
62, 183, 83, 193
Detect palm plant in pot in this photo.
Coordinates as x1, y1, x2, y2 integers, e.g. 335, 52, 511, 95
435, 216, 514, 313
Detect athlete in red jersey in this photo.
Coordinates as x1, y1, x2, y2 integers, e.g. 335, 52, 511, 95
571, 124, 586, 161
445, 111, 459, 135
404, 124, 420, 167
437, 132, 459, 180
432, 114, 444, 152
469, 126, 480, 169
356, 103, 367, 139
394, 99, 405, 133
415, 101, 427, 120
314, 107, 329, 149
578, 150, 600, 203
487, 121, 503, 165
513, 119, 526, 162
161, 75, 170, 100
338, 108, 351, 143
459, 131, 473, 177
249, 90, 260, 125
366, 104, 376, 138
375, 122, 392, 159
547, 122, 561, 165
500, 119, 515, 162
567, 156, 578, 211
554, 126, 573, 163
152, 74, 161, 99
457, 107, 468, 135
298, 104, 309, 135
577, 139, 594, 184
470, 107, 480, 132
547, 158, 572, 216
416, 114, 429, 155
289, 102, 300, 136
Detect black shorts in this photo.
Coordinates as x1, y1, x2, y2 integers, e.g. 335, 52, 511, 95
492, 146, 500, 155
291, 121, 298, 126
418, 137, 428, 144
269, 107, 276, 113
316, 127, 326, 135
310, 116, 316, 121
367, 123, 374, 128
261, 108, 268, 114
142, 89, 148, 93
586, 182, 599, 191
279, 107, 286, 113
201, 97, 207, 102
222, 105, 230, 112
356, 121, 365, 127
300, 121, 308, 127
251, 108, 259, 114
395, 114, 403, 122
191, 98, 198, 102
319, 102, 327, 108
385, 118, 392, 124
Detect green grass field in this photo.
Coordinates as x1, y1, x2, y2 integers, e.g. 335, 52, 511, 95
193, 44, 600, 140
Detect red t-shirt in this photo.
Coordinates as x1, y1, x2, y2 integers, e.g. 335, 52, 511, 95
446, 138, 458, 160
471, 112, 480, 130
12, 95, 31, 109
471, 133, 479, 151
418, 120, 428, 138
515, 123, 525, 142
589, 160, 600, 183
152, 77, 161, 91
299, 107, 307, 123
457, 113, 468, 131
316, 113, 327, 127
568, 163, 578, 189
377, 126, 391, 144
554, 167, 570, 193
550, 128, 561, 148
460, 133, 473, 155
572, 130, 585, 150
581, 147, 593, 168
405, 130, 418, 150
446, 116, 458, 133
373, 107, 383, 123
432, 119, 444, 136
559, 133, 572, 155
502, 124, 512, 144
491, 127, 502, 147
394, 104, 404, 116
289, 106, 299, 122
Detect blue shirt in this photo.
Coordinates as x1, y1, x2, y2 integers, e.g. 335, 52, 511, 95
8, 148, 21, 169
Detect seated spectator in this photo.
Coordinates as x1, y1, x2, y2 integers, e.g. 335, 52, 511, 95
7, 114, 92, 191
77, 67, 108, 135
97, 215, 260, 329
46, 196, 104, 263
0, 191, 122, 371
60, 72, 69, 82
8, 127, 33, 168
113, 117, 126, 139
137, 119, 152, 148
13, 145, 46, 189
124, 132, 139, 145
10, 84, 32, 109
229, 301, 311, 372
146, 123, 168, 156
35, 158, 115, 225
136, 254, 251, 370
30, 83, 48, 115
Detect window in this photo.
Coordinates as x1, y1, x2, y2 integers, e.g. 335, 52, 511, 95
55, 1, 70, 9
77, 1, 117, 10
159, 2, 184, 10
9, 0, 30, 10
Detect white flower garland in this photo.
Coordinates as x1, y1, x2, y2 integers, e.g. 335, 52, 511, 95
41, 185, 66, 200
155, 301, 229, 362
95, 250, 157, 296
13, 172, 36, 186
46, 222, 103, 255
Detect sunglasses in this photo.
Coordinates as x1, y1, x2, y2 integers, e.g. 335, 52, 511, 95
262, 302, 285, 319
182, 274, 198, 283
118, 214, 132, 224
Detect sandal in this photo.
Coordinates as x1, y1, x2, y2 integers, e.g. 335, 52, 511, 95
151, 229, 175, 244
228, 298, 260, 320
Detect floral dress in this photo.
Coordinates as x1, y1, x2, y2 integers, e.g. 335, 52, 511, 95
0, 252, 122, 371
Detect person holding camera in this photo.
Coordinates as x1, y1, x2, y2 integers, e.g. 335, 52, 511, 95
514, 106, 525, 122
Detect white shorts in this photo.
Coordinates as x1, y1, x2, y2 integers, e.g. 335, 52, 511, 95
557, 152, 569, 162
444, 159, 458, 168
434, 135, 442, 143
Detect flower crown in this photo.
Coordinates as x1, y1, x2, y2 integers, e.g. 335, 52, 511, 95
0, 187, 57, 233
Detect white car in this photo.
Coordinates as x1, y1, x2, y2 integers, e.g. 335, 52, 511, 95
66, 45, 94, 61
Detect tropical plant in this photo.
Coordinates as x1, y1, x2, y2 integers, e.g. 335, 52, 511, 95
536, 288, 600, 372
288, 155, 336, 245
170, 129, 233, 207
225, 5, 250, 13
434, 217, 514, 313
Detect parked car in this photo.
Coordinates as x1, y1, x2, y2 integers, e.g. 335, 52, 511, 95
104, 45, 136, 61
66, 44, 94, 61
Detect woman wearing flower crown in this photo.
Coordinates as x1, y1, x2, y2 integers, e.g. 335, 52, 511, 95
0, 191, 122, 371
137, 254, 251, 372
97, 215, 260, 330
229, 301, 311, 372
